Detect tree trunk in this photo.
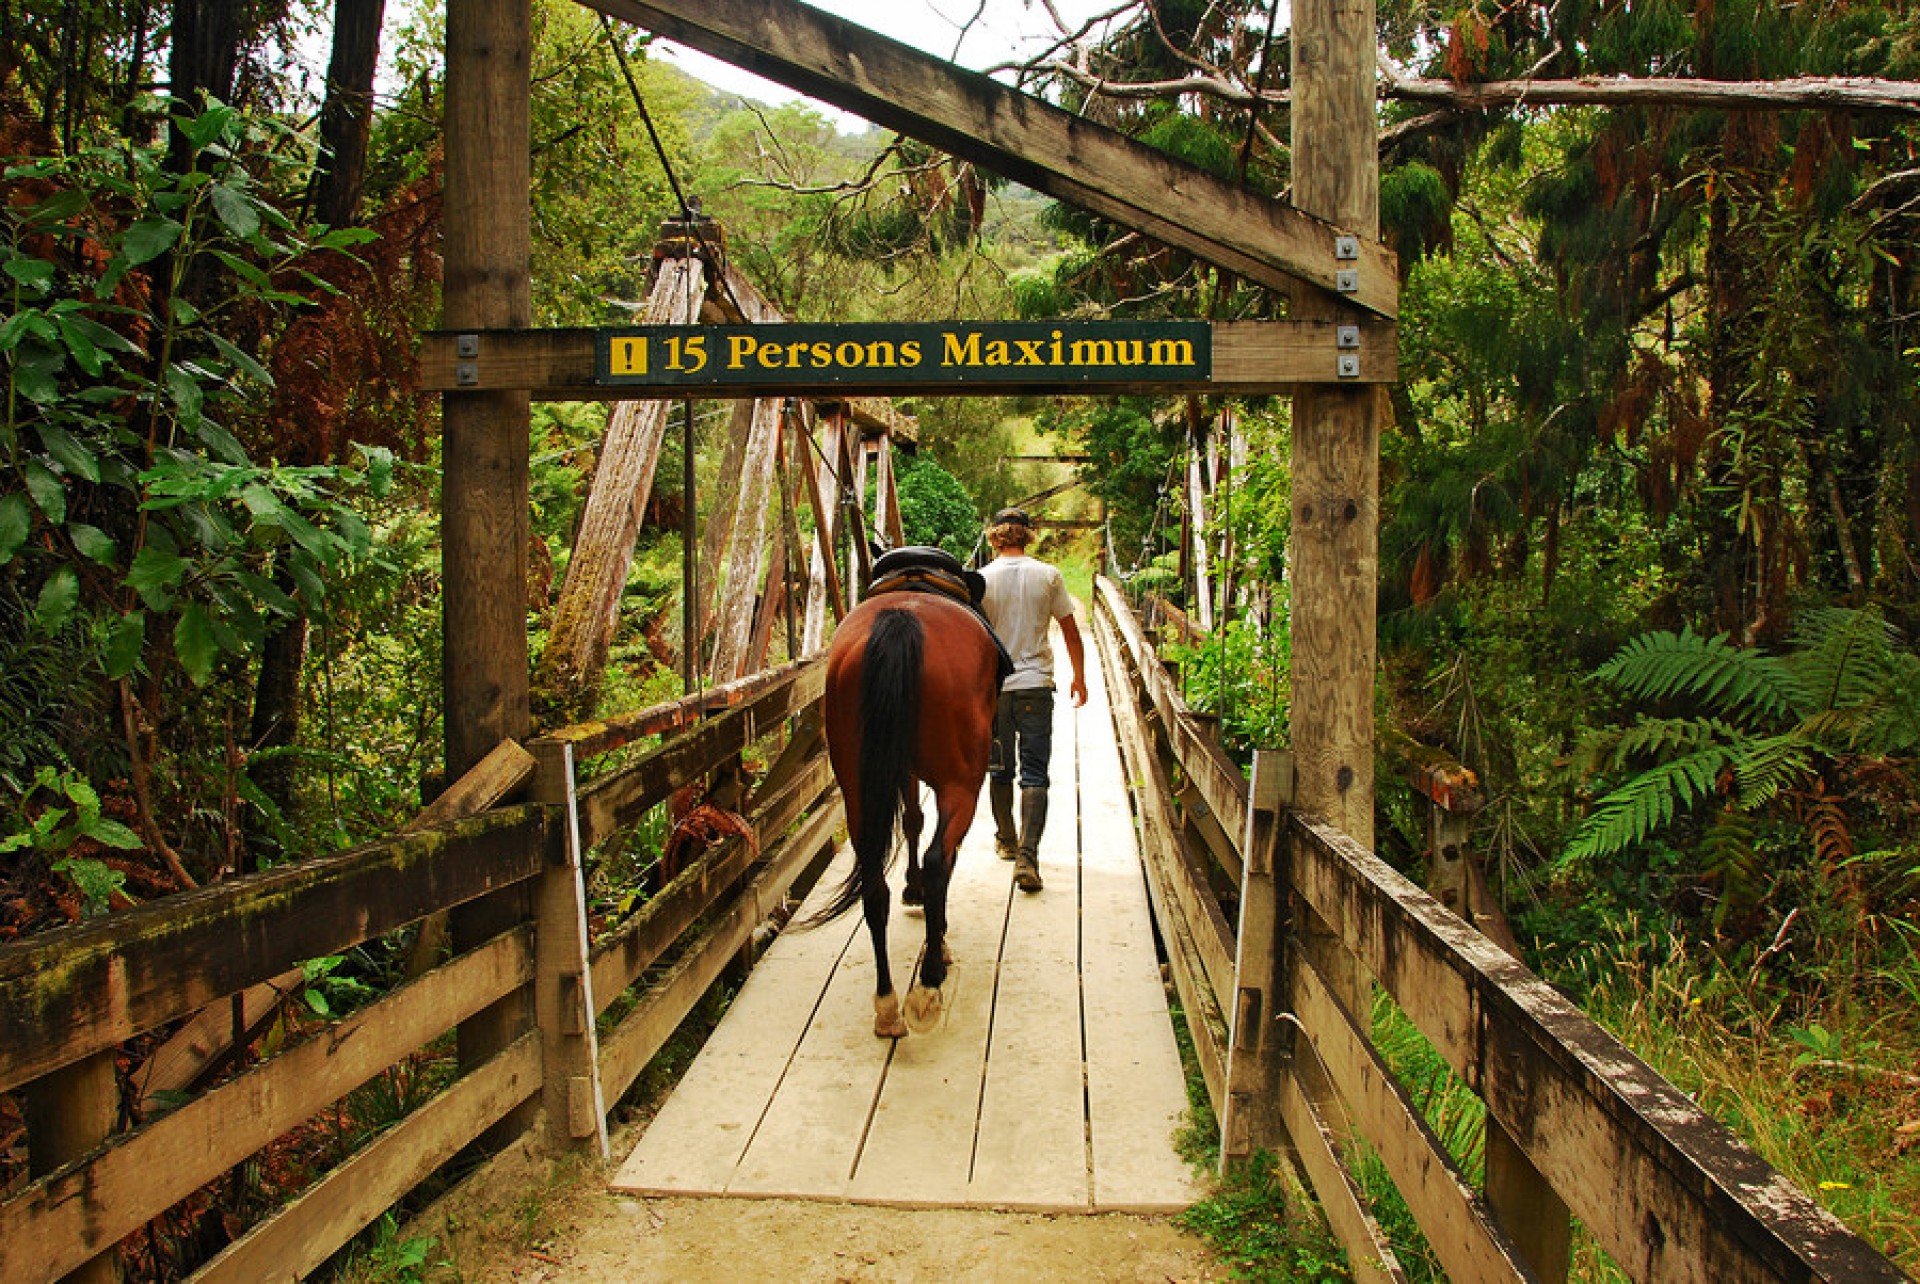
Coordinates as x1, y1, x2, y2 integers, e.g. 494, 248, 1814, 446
312, 0, 386, 228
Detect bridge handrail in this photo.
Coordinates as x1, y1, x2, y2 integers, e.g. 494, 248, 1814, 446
1090, 574, 1904, 1283
0, 665, 836, 1282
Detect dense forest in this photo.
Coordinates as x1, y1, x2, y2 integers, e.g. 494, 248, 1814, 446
2, 0, 1918, 1274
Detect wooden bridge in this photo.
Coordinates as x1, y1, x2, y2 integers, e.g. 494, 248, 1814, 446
3, 581, 1906, 1281
611, 630, 1196, 1212
3, 0, 1912, 1277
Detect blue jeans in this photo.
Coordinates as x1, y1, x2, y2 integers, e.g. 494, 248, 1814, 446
990, 688, 1054, 789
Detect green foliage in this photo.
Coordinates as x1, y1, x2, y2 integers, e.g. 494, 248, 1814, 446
0, 766, 139, 914
890, 453, 978, 559
1177, 1151, 1350, 1282
1564, 609, 1920, 929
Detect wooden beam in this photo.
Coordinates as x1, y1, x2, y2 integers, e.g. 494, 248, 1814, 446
1287, 815, 1907, 1282
0, 931, 534, 1281
709, 398, 783, 682
419, 319, 1397, 396
0, 808, 548, 1094
192, 1032, 542, 1284
441, 0, 532, 779
580, 0, 1396, 316
537, 654, 823, 761
538, 259, 707, 714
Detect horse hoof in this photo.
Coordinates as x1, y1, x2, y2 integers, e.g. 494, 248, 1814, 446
942, 941, 954, 965
902, 882, 923, 907
874, 993, 908, 1039
903, 984, 944, 1033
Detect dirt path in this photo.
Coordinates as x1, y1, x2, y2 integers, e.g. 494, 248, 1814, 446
414, 1124, 1225, 1283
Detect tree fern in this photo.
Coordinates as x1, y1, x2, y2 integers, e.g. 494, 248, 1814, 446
1731, 734, 1817, 810
1595, 627, 1792, 726
1565, 742, 1740, 862
1571, 716, 1738, 779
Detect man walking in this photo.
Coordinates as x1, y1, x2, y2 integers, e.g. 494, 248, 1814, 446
979, 508, 1088, 893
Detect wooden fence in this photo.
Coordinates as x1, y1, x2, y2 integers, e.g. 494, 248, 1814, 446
0, 658, 838, 1283
1089, 575, 1905, 1284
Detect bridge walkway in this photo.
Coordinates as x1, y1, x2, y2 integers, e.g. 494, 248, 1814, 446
612, 626, 1200, 1212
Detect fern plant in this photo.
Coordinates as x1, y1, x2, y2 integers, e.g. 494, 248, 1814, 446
1565, 609, 1920, 917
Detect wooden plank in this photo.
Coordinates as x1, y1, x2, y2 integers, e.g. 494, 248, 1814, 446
574, 661, 825, 848
1090, 599, 1235, 1005
970, 675, 1086, 1210
846, 824, 1009, 1206
611, 848, 863, 1196
1220, 751, 1289, 1171
1288, 816, 1906, 1283
405, 739, 535, 833
537, 258, 706, 705
529, 740, 608, 1155
724, 919, 898, 1198
417, 319, 1398, 396
580, 0, 1396, 316
191, 1033, 542, 1284
132, 968, 305, 1112
1291, 955, 1528, 1284
1276, 1054, 1409, 1284
0, 807, 547, 1094
541, 654, 821, 759
802, 410, 848, 652
1076, 648, 1200, 1211
596, 799, 843, 1104
1, 930, 533, 1282
1091, 603, 1226, 1116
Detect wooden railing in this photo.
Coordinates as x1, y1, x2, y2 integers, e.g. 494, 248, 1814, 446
0, 657, 837, 1282
1089, 575, 1905, 1284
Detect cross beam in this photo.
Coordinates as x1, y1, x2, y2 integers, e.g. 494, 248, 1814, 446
580, 0, 1397, 318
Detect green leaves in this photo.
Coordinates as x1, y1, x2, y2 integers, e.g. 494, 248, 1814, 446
0, 492, 31, 564
122, 217, 182, 265
174, 603, 217, 685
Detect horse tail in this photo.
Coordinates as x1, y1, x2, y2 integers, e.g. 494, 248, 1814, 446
809, 608, 922, 926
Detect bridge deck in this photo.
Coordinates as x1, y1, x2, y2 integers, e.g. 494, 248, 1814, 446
611, 627, 1200, 1212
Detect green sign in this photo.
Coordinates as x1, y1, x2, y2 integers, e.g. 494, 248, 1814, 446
595, 321, 1210, 389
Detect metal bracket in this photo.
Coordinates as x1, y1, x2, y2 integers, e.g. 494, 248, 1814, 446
1335, 269, 1359, 294
1334, 235, 1360, 260
455, 333, 480, 388
1335, 324, 1361, 379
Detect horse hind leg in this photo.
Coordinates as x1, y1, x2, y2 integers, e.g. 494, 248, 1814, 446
863, 871, 908, 1039
903, 817, 958, 1034
900, 784, 926, 911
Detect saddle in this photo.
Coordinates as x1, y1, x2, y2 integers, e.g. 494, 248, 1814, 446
869, 545, 985, 608
867, 546, 1014, 685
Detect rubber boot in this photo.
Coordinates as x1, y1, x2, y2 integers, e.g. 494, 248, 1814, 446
990, 778, 1018, 861
1013, 788, 1048, 893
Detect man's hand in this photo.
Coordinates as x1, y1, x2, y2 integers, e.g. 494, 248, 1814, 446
1069, 673, 1089, 707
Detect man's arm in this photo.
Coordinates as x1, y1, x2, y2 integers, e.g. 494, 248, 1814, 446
1058, 613, 1089, 707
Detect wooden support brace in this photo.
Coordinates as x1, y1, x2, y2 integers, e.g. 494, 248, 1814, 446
530, 740, 609, 1157
1219, 748, 1295, 1173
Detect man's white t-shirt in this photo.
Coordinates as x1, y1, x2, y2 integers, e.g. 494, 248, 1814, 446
979, 554, 1073, 693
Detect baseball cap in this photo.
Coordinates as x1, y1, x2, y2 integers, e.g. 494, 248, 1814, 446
990, 507, 1032, 528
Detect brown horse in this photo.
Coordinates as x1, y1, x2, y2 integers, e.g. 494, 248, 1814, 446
816, 590, 1000, 1038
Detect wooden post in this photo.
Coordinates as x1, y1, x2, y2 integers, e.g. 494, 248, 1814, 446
876, 432, 906, 547
1219, 748, 1296, 1172
443, 0, 536, 1146
24, 1052, 119, 1281
529, 740, 610, 1157
801, 410, 845, 652
709, 398, 782, 682
538, 256, 707, 715
1290, 0, 1380, 1027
